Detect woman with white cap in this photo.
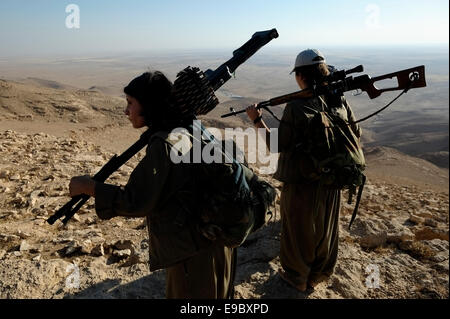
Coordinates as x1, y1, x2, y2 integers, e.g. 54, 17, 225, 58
246, 49, 361, 292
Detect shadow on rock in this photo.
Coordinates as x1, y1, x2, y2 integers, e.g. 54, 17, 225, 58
64, 270, 166, 299
253, 271, 314, 299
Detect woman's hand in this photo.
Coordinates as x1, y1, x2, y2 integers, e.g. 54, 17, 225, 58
69, 175, 96, 197
246, 104, 262, 123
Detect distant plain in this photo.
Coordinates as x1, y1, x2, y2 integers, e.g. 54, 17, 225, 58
1, 45, 448, 168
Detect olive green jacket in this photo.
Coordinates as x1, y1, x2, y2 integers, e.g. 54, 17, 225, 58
94, 131, 211, 271
274, 96, 361, 183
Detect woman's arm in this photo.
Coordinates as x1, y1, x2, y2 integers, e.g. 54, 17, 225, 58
246, 104, 273, 151
69, 138, 172, 220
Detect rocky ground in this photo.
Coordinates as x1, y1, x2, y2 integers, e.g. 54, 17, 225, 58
0, 129, 448, 299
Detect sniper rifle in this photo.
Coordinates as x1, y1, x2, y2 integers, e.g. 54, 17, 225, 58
221, 65, 426, 122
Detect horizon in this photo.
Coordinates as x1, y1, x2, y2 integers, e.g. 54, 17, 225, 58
0, 0, 448, 57
0, 43, 448, 60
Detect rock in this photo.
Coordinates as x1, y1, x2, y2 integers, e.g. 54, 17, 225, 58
430, 253, 448, 263
80, 239, 93, 254
74, 228, 103, 239
9, 174, 21, 181
91, 244, 105, 257
140, 240, 149, 250
387, 230, 415, 244
424, 218, 438, 228
408, 214, 425, 225
32, 255, 41, 262
120, 253, 144, 267
0, 170, 10, 179
0, 233, 20, 242
414, 227, 449, 241
398, 240, 436, 260
19, 240, 32, 251
433, 261, 449, 273
18, 114, 33, 121
360, 232, 388, 249
84, 217, 96, 225
113, 249, 131, 259
29, 190, 44, 207
16, 230, 31, 239
421, 239, 449, 252
0, 250, 6, 259
88, 256, 108, 270
52, 237, 74, 244
417, 211, 434, 219
63, 240, 82, 256
113, 240, 134, 252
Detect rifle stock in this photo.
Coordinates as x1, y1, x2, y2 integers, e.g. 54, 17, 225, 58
351, 65, 426, 99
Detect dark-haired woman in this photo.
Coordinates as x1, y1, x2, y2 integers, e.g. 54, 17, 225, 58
246, 49, 361, 292
69, 71, 235, 299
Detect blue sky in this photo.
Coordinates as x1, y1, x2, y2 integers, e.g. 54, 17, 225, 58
0, 0, 448, 56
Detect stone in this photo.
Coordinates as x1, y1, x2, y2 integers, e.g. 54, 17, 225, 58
0, 170, 10, 179
91, 244, 105, 257
408, 214, 425, 225
120, 253, 145, 267
84, 217, 96, 225
64, 240, 82, 256
16, 230, 31, 239
414, 227, 449, 241
72, 214, 81, 222
9, 174, 20, 181
424, 218, 438, 228
387, 231, 415, 244
80, 239, 93, 254
360, 232, 388, 249
0, 233, 20, 242
113, 249, 131, 259
113, 240, 134, 252
19, 240, 32, 251
52, 237, 74, 244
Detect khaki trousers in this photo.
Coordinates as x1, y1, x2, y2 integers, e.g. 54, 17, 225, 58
165, 244, 236, 299
280, 182, 341, 285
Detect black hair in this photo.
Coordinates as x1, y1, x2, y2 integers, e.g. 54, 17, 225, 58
124, 71, 177, 130
294, 62, 330, 87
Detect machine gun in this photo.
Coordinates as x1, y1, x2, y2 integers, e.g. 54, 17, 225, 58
47, 28, 279, 225
221, 65, 426, 121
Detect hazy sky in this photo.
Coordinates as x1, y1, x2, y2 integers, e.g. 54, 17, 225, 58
0, 0, 448, 56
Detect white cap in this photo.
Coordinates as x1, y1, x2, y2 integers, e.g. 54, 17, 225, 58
291, 49, 326, 74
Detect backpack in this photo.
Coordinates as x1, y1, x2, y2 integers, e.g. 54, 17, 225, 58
162, 122, 277, 248
296, 95, 366, 229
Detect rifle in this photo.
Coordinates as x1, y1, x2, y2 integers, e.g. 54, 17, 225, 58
221, 65, 426, 119
47, 28, 279, 225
